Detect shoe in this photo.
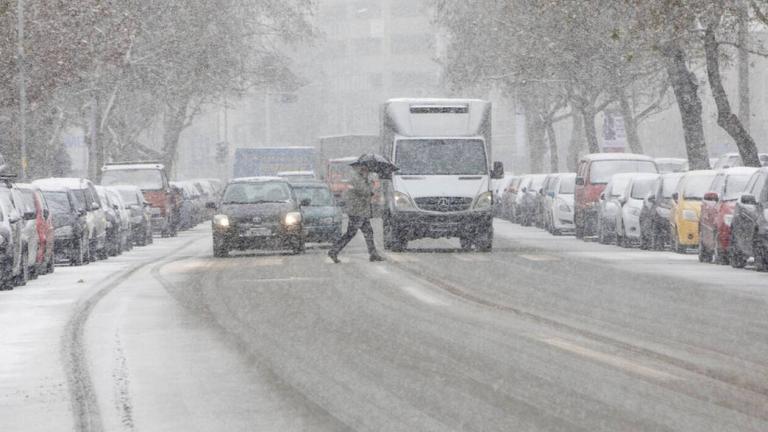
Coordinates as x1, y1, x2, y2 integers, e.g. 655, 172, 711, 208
328, 251, 340, 264
369, 254, 385, 262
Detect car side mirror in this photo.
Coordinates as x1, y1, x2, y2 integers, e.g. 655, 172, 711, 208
78, 208, 87, 216
619, 196, 627, 205
300, 198, 311, 207
43, 209, 50, 219
491, 161, 504, 180
575, 177, 585, 186
205, 202, 217, 209
547, 191, 555, 198
672, 192, 679, 202
521, 187, 528, 193
23, 210, 36, 220
600, 192, 606, 201
740, 194, 757, 206
112, 204, 119, 210
647, 194, 656, 204
703, 192, 719, 202
91, 202, 100, 211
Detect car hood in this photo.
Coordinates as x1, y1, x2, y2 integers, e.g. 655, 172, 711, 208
52, 212, 76, 229
394, 175, 488, 200
302, 206, 338, 221
219, 202, 296, 223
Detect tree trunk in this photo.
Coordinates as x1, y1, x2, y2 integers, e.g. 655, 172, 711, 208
580, 105, 600, 153
526, 108, 546, 173
703, 25, 761, 167
88, 97, 107, 181
662, 42, 710, 170
738, 0, 750, 132
162, 100, 189, 176
545, 118, 559, 172
617, 91, 643, 154
567, 110, 584, 171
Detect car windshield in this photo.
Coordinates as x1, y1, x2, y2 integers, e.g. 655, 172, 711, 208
293, 186, 334, 206
683, 175, 716, 200
43, 191, 71, 214
558, 176, 575, 194
222, 182, 291, 204
630, 178, 655, 199
102, 169, 164, 190
723, 174, 752, 201
395, 139, 487, 175
118, 190, 141, 205
589, 160, 657, 184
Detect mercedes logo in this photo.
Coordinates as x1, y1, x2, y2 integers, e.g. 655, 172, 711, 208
436, 198, 450, 212
252, 216, 262, 224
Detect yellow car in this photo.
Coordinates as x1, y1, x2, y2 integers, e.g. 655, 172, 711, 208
669, 170, 718, 253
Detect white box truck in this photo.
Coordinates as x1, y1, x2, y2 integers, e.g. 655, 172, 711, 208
380, 98, 504, 252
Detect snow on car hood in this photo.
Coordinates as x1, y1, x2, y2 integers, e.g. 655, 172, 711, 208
393, 175, 489, 199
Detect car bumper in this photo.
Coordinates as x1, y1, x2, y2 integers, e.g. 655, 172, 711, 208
676, 219, 699, 246
624, 215, 642, 239
391, 210, 493, 240
304, 224, 341, 242
215, 224, 302, 250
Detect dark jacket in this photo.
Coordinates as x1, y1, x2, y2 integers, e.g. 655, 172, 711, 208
344, 172, 373, 218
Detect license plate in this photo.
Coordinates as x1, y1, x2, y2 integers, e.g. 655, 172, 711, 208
245, 227, 271, 237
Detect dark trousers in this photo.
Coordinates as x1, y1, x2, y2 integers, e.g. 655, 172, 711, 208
331, 216, 376, 255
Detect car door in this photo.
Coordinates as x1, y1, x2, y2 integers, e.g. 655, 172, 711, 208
732, 174, 761, 254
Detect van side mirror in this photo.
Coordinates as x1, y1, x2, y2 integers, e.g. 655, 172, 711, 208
740, 194, 757, 205
703, 192, 719, 202
575, 177, 585, 186
491, 161, 504, 179
300, 198, 311, 207
205, 202, 217, 209
672, 192, 679, 202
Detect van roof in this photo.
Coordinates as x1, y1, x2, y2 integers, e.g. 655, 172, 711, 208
581, 153, 655, 162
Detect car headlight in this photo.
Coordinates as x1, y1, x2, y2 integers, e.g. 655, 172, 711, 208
284, 212, 302, 226
682, 209, 697, 221
213, 214, 230, 228
394, 192, 416, 210
473, 192, 493, 210
723, 214, 733, 226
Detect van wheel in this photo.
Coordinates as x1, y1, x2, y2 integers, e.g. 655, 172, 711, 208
213, 239, 229, 258
474, 230, 493, 252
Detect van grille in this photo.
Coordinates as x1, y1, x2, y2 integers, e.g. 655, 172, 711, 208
414, 197, 473, 212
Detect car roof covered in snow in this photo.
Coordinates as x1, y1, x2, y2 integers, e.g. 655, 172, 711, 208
722, 167, 759, 176
581, 153, 655, 162
229, 176, 286, 184
33, 177, 93, 190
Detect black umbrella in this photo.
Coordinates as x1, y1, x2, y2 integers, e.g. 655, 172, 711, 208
350, 153, 399, 179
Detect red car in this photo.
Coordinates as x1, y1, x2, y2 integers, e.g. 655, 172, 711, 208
698, 167, 757, 264
574, 153, 658, 238
16, 184, 55, 276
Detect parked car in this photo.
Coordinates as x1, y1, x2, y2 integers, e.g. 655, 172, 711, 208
34, 178, 108, 261
107, 187, 133, 252
101, 162, 175, 237
712, 152, 768, 169
575, 153, 658, 238
517, 174, 547, 226
535, 175, 559, 228
14, 184, 42, 279
698, 167, 757, 264
16, 184, 55, 276
0, 178, 27, 289
540, 173, 576, 235
209, 177, 308, 257
95, 186, 122, 256
38, 185, 88, 265
596, 173, 635, 244
112, 185, 153, 246
500, 176, 522, 221
615, 173, 660, 247
639, 172, 684, 250
290, 182, 342, 243
655, 157, 688, 173
492, 174, 516, 217
729, 167, 768, 270
669, 170, 718, 253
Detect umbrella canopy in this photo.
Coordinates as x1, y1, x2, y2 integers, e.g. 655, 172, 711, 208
350, 153, 398, 179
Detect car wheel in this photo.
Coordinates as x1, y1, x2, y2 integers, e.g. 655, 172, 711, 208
672, 227, 686, 254
474, 233, 493, 252
754, 236, 768, 272
575, 221, 584, 240
698, 235, 712, 263
459, 237, 473, 251
16, 252, 29, 286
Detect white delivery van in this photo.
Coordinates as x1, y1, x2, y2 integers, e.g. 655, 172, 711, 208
380, 98, 504, 252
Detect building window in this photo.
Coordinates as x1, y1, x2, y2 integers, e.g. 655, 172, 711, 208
352, 0, 381, 19
390, 33, 434, 55
391, 0, 426, 18
352, 37, 383, 56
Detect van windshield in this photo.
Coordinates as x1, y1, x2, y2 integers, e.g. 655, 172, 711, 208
395, 139, 487, 175
589, 160, 657, 184
102, 169, 165, 190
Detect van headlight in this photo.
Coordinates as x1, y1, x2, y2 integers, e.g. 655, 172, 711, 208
213, 214, 230, 228
284, 212, 302, 226
473, 192, 493, 210
394, 192, 416, 210
682, 209, 697, 221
